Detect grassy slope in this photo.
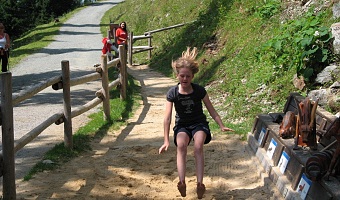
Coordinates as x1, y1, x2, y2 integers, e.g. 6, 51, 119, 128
101, 0, 334, 138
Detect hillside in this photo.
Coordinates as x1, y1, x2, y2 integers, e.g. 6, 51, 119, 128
101, 0, 338, 137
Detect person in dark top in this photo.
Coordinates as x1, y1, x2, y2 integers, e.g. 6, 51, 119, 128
0, 22, 10, 72
158, 47, 234, 199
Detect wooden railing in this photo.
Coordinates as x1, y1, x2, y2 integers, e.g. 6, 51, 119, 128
108, 22, 193, 65
0, 45, 127, 199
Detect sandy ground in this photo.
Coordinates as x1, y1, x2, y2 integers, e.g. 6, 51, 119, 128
15, 65, 283, 199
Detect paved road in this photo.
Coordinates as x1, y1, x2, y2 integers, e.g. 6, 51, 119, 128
1, 0, 123, 182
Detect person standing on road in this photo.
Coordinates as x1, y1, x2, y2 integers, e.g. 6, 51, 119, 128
115, 21, 128, 46
0, 22, 10, 72
158, 47, 234, 199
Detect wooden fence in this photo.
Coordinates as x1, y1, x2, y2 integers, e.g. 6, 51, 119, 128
0, 45, 127, 199
0, 21, 191, 199
108, 22, 192, 65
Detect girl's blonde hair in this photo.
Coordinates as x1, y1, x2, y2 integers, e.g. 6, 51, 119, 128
172, 47, 199, 75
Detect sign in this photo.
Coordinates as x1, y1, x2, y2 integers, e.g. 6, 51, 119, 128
278, 151, 290, 174
266, 138, 277, 159
296, 173, 312, 200
258, 127, 266, 145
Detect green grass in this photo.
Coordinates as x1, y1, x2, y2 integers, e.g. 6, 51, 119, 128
24, 69, 142, 181
101, 0, 336, 138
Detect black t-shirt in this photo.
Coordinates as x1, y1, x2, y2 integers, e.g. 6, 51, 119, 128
166, 83, 207, 126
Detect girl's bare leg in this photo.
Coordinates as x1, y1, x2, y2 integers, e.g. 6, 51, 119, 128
176, 132, 190, 197
193, 131, 206, 183
193, 131, 207, 199
176, 132, 190, 182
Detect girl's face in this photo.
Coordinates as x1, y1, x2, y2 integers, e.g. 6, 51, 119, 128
177, 67, 193, 87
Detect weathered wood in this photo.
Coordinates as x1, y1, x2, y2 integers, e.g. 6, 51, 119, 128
0, 27, 130, 197
12, 75, 61, 105
61, 61, 73, 149
128, 32, 133, 65
133, 47, 154, 54
14, 112, 63, 152
108, 23, 119, 41
119, 45, 127, 100
132, 34, 152, 41
148, 36, 152, 59
1, 72, 16, 199
55, 97, 103, 125
132, 46, 154, 50
144, 22, 192, 35
70, 73, 101, 87
107, 57, 120, 68
101, 55, 111, 121
71, 98, 102, 119
95, 78, 121, 98
108, 78, 121, 90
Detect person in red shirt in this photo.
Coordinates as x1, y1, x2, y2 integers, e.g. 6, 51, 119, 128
115, 22, 127, 46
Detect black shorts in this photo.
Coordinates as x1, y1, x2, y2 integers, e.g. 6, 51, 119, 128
173, 122, 211, 146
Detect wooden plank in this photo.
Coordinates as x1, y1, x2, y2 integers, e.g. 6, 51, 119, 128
133, 47, 154, 54
100, 55, 110, 121
61, 61, 73, 149
306, 181, 333, 200
1, 72, 16, 198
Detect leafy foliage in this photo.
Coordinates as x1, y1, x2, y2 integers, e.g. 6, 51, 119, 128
0, 0, 85, 40
257, 9, 335, 83
102, 0, 334, 137
255, 0, 281, 19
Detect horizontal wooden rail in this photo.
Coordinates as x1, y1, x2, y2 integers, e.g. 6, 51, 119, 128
70, 73, 101, 87
143, 21, 194, 35
129, 22, 192, 64
133, 47, 154, 54
14, 112, 64, 153
12, 76, 61, 106
133, 35, 152, 41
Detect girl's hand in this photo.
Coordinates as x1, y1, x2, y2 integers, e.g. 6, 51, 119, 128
158, 143, 169, 154
221, 127, 234, 132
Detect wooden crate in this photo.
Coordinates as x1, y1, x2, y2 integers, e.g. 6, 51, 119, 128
249, 92, 340, 199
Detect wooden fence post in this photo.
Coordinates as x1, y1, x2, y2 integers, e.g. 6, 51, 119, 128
101, 55, 111, 121
61, 61, 73, 149
1, 72, 16, 199
119, 45, 127, 100
128, 32, 133, 65
147, 33, 152, 59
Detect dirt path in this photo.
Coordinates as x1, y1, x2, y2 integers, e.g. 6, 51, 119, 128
15, 65, 282, 199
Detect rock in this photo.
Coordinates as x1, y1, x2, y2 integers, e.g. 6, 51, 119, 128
315, 65, 339, 84
331, 23, 340, 54
42, 160, 54, 164
330, 81, 340, 93
293, 74, 305, 90
333, 1, 340, 18
308, 89, 329, 105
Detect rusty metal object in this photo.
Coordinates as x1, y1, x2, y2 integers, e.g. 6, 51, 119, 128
323, 117, 340, 180
279, 111, 296, 139
305, 149, 334, 181
294, 97, 318, 150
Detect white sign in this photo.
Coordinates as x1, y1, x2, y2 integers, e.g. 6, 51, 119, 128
278, 151, 290, 174
258, 127, 266, 145
296, 173, 312, 200
266, 138, 277, 159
